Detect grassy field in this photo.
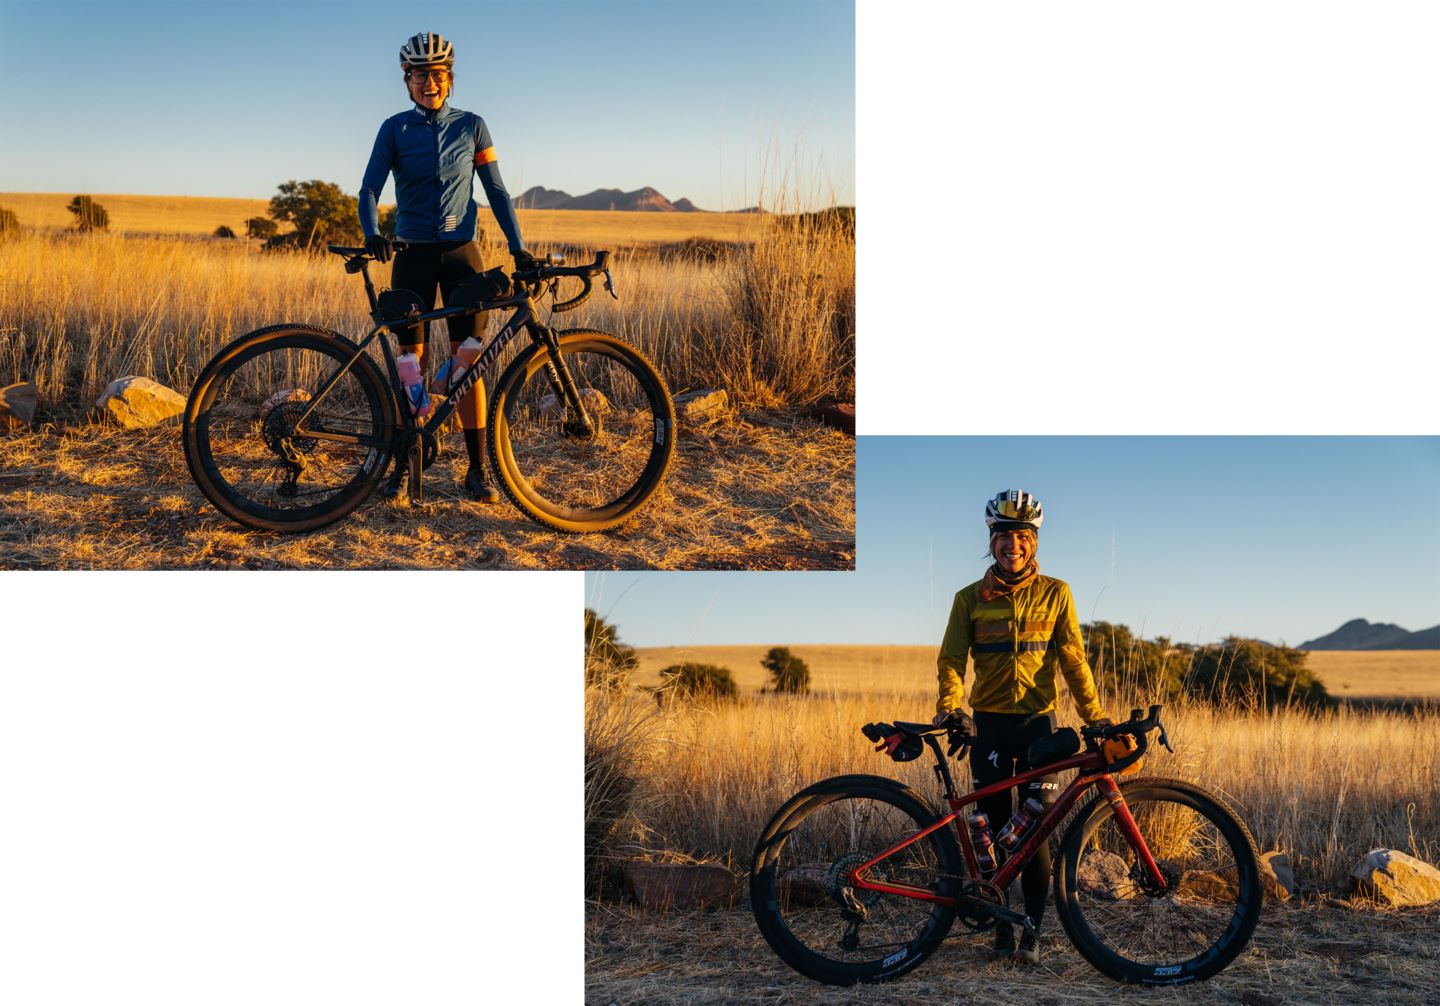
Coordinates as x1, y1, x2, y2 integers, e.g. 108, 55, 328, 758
0, 192, 771, 247
630, 644, 1440, 699
586, 642, 1440, 1001
0, 194, 853, 569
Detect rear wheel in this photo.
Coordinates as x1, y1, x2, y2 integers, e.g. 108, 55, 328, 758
750, 776, 961, 985
183, 325, 395, 532
488, 329, 674, 532
1053, 777, 1262, 984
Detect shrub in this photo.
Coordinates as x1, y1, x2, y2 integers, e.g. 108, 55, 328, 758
585, 683, 655, 898
1188, 636, 1332, 711
213, 225, 236, 239
585, 608, 638, 691
66, 195, 109, 232
244, 216, 277, 240
0, 207, 20, 238
761, 646, 811, 694
1083, 621, 1189, 701
266, 179, 361, 251
657, 662, 739, 704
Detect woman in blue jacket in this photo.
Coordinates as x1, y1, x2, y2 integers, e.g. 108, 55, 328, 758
359, 31, 535, 502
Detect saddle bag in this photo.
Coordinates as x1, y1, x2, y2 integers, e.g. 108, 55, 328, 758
449, 267, 513, 307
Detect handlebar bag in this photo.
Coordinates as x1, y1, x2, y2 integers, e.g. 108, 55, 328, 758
1102, 735, 1143, 776
1025, 727, 1081, 768
450, 267, 513, 308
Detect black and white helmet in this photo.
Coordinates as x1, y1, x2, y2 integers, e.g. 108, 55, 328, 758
985, 489, 1044, 533
399, 32, 455, 68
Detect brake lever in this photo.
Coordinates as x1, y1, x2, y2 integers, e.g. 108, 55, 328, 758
1156, 715, 1174, 753
603, 267, 619, 300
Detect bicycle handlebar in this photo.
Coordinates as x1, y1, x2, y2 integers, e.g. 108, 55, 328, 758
326, 242, 613, 312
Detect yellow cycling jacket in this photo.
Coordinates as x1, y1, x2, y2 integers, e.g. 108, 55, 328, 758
936, 574, 1106, 723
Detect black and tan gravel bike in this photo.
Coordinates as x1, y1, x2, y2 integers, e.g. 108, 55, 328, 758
751, 705, 1262, 986
182, 242, 674, 533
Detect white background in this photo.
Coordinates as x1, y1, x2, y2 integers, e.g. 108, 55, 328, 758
3, 4, 1439, 1004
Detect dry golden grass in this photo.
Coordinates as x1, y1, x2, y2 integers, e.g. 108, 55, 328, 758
634, 645, 1440, 701
0, 192, 274, 236
0, 192, 768, 245
587, 898, 1440, 1005
0, 204, 852, 409
1306, 650, 1440, 702
0, 413, 852, 570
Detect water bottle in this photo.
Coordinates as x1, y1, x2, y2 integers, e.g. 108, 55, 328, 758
995, 797, 1047, 851
396, 352, 431, 417
968, 813, 998, 874
434, 337, 483, 397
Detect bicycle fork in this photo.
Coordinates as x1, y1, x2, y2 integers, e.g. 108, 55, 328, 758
535, 327, 597, 438
1096, 775, 1170, 893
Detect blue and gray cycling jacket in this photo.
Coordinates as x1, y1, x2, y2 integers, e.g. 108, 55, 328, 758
358, 103, 525, 250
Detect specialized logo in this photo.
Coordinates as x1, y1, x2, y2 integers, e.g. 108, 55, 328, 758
988, 750, 1000, 768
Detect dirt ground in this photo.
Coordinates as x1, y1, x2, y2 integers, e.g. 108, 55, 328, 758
585, 899, 1440, 1006
0, 410, 853, 570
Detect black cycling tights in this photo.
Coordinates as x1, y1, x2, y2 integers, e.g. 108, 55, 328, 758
388, 240, 487, 349
969, 710, 1061, 929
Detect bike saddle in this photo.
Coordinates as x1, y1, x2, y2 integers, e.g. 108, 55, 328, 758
891, 720, 933, 734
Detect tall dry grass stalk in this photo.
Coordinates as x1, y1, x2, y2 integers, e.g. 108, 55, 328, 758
595, 685, 1440, 889
0, 207, 853, 414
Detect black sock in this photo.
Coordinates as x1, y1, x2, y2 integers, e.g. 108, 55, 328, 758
464, 427, 485, 473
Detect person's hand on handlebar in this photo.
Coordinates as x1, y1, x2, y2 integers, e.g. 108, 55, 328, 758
511, 247, 539, 273
933, 709, 976, 735
364, 234, 392, 263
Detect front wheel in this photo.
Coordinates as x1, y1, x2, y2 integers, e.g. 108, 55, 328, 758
183, 325, 395, 532
1053, 777, 1262, 985
750, 775, 961, 986
488, 329, 674, 533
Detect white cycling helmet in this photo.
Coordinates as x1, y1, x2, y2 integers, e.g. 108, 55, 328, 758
400, 32, 455, 68
985, 489, 1044, 533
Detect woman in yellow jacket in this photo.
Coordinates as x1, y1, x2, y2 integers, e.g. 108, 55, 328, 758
933, 489, 1112, 965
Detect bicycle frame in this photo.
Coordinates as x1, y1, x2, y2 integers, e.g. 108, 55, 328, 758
287, 270, 586, 449
847, 745, 1167, 911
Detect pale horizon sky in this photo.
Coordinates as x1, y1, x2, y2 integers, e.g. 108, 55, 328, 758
587, 437, 1440, 650
0, 1, 853, 211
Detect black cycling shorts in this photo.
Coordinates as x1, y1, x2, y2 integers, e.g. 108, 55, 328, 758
389, 240, 487, 348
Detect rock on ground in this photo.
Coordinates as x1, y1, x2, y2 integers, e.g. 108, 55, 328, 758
538, 388, 611, 417
1349, 849, 1440, 907
1, 381, 39, 429
623, 862, 735, 910
1076, 850, 1136, 899
673, 388, 728, 425
96, 376, 186, 428
777, 864, 832, 907
812, 401, 855, 435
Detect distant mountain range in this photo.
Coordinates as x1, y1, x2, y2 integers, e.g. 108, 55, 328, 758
514, 186, 724, 213
1300, 618, 1440, 650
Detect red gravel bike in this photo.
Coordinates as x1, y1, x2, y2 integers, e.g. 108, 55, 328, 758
750, 705, 1261, 986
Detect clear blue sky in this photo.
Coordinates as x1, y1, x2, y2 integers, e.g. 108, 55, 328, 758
587, 437, 1440, 649
0, 0, 853, 210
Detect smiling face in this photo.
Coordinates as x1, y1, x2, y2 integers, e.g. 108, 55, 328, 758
405, 66, 452, 110
991, 529, 1037, 573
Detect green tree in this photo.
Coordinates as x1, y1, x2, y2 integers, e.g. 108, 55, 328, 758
0, 206, 20, 238
213, 225, 236, 239
245, 216, 278, 240
1188, 636, 1331, 711
66, 195, 109, 232
658, 663, 739, 704
1082, 621, 1189, 701
267, 179, 361, 250
761, 646, 811, 694
585, 609, 638, 691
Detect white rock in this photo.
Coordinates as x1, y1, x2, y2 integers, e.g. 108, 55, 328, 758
538, 388, 611, 417
96, 376, 186, 429
1, 381, 38, 428
673, 388, 727, 424
1349, 848, 1440, 907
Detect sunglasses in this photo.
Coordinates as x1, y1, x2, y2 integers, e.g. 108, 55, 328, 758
406, 69, 451, 84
